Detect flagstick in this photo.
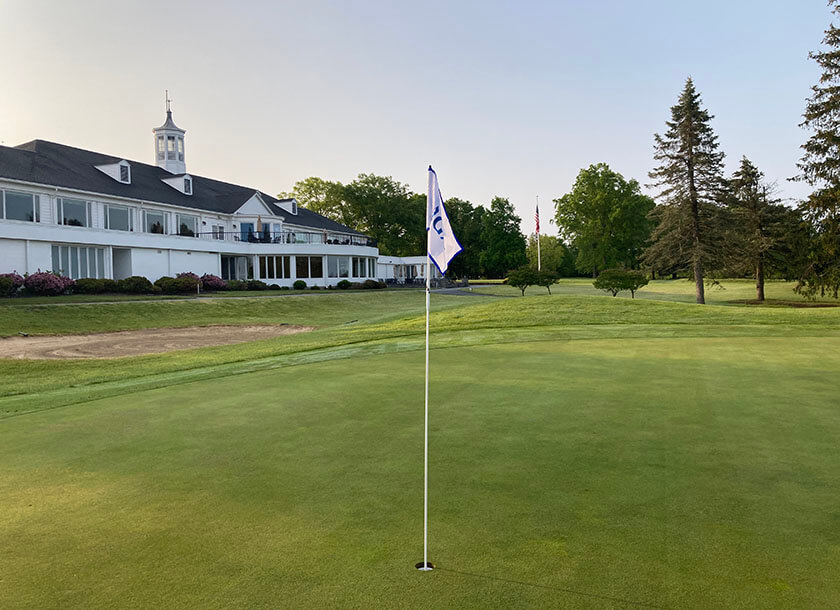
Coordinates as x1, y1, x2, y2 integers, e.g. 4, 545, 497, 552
419, 176, 433, 572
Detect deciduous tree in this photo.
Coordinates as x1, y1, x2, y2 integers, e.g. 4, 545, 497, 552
480, 197, 526, 278
554, 163, 654, 277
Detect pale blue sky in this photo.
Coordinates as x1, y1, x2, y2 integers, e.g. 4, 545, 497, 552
0, 1, 829, 235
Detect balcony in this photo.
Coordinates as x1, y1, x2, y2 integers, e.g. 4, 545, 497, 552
197, 230, 376, 248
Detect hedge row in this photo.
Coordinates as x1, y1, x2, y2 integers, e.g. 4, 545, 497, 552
0, 271, 388, 297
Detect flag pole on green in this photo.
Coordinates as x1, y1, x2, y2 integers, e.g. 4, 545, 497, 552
416, 166, 462, 571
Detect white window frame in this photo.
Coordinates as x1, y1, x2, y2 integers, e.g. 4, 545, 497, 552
184, 177, 192, 195
1, 190, 40, 223
144, 210, 167, 234
57, 197, 90, 227
176, 213, 198, 237
106, 204, 133, 231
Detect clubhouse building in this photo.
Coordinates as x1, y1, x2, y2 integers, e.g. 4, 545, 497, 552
0, 106, 379, 287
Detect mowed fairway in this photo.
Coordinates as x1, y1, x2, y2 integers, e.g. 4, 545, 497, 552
1, 285, 839, 608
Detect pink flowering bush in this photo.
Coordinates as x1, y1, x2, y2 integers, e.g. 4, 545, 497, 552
24, 271, 74, 296
200, 273, 227, 291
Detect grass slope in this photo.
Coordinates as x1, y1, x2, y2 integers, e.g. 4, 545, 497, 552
1, 337, 839, 608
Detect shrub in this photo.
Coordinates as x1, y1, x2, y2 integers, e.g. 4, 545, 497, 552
337, 279, 352, 290
535, 270, 559, 294
247, 279, 268, 291
200, 274, 227, 291
225, 280, 248, 291
117, 276, 155, 294
0, 272, 24, 297
24, 271, 74, 296
155, 274, 199, 294
74, 278, 117, 294
505, 267, 539, 296
293, 280, 307, 290
268, 284, 281, 290
350, 282, 364, 290
378, 281, 387, 289
280, 286, 290, 290
362, 279, 382, 290
593, 269, 649, 298
310, 285, 321, 290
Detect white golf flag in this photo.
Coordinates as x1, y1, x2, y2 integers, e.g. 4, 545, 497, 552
426, 166, 463, 275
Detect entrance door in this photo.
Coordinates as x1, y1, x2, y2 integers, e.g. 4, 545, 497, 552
240, 222, 255, 242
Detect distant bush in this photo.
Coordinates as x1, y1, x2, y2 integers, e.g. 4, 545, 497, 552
74, 278, 118, 294
116, 276, 155, 294
350, 282, 364, 290
336, 279, 352, 290
0, 272, 24, 297
155, 274, 199, 294
200, 274, 226, 291
593, 269, 649, 298
310, 285, 321, 290
247, 279, 268, 291
293, 280, 307, 290
24, 271, 74, 296
505, 266, 540, 296
280, 286, 291, 290
226, 280, 248, 291
535, 270, 559, 294
362, 279, 383, 290
268, 284, 281, 290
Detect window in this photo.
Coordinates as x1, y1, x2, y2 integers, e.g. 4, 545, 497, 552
51, 244, 106, 279
184, 178, 192, 194
144, 210, 166, 234
338, 256, 349, 278
368, 258, 376, 277
2, 190, 39, 222
291, 200, 298, 214
212, 225, 225, 240
327, 256, 339, 278
58, 198, 88, 227
119, 164, 130, 183
310, 256, 323, 278
157, 136, 165, 160
176, 214, 197, 237
167, 135, 176, 159
177, 137, 184, 161
296, 256, 309, 279
106, 205, 132, 231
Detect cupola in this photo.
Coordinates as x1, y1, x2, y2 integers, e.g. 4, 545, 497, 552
152, 91, 186, 174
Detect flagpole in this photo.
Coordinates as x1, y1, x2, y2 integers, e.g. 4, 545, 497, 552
420, 169, 433, 571
536, 195, 541, 271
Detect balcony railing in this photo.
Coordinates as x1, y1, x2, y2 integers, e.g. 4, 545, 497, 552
195, 230, 376, 247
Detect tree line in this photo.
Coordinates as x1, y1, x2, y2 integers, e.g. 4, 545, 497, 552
286, 2, 840, 302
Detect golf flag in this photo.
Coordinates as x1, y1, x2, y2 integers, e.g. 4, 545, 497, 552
427, 167, 462, 275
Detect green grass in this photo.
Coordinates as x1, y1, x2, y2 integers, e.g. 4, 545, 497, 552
1, 287, 840, 607
472, 278, 840, 305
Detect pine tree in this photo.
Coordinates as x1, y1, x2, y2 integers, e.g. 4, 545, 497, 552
728, 157, 800, 301
646, 78, 726, 304
796, 0, 840, 299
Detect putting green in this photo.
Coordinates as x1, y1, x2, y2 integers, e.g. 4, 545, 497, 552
2, 335, 839, 608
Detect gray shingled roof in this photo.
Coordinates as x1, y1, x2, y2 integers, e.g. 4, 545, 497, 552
0, 140, 364, 235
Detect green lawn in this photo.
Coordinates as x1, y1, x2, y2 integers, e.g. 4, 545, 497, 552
1, 288, 839, 608
472, 277, 840, 305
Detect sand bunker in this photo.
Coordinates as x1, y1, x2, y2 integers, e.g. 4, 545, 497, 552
0, 325, 313, 359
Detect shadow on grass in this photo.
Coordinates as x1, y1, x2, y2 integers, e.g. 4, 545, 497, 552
435, 566, 668, 609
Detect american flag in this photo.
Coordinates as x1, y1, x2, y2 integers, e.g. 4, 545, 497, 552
535, 203, 540, 235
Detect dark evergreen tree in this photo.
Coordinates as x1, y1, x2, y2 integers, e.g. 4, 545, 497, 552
728, 157, 800, 301
795, 0, 840, 299
444, 197, 486, 278
646, 78, 726, 304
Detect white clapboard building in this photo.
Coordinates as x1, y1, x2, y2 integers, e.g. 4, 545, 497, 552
0, 106, 379, 287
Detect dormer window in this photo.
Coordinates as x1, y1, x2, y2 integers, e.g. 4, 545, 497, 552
291, 200, 298, 214
119, 163, 130, 183
184, 177, 192, 194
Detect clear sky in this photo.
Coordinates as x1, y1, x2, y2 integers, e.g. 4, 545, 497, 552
0, 1, 830, 235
